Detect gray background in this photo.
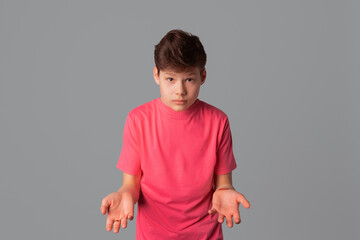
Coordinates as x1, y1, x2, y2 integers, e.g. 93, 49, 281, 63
1, 0, 359, 239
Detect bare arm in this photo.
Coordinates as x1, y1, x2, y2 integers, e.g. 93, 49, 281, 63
100, 172, 141, 233
214, 172, 235, 190
209, 171, 250, 228
118, 172, 141, 203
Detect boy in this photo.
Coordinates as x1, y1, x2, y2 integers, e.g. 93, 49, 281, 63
100, 29, 250, 239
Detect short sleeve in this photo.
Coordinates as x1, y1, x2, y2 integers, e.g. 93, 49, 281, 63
116, 113, 142, 175
214, 117, 237, 175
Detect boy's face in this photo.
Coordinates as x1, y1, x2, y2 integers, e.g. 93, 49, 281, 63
154, 66, 206, 111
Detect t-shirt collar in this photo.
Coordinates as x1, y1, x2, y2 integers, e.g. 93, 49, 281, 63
155, 97, 202, 120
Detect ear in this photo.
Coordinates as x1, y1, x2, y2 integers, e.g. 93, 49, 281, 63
154, 66, 160, 85
200, 67, 207, 85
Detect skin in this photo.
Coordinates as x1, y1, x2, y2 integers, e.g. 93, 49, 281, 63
210, 172, 251, 228
100, 172, 140, 233
100, 66, 251, 233
153, 66, 206, 111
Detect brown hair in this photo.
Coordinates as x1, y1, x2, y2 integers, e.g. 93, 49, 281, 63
154, 29, 207, 75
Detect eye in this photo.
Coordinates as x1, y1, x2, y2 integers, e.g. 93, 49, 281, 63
186, 78, 192, 82
167, 78, 173, 82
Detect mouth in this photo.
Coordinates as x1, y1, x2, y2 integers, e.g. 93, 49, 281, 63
173, 100, 187, 104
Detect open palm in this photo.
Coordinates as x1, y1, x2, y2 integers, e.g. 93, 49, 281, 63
208, 189, 250, 228
100, 191, 135, 233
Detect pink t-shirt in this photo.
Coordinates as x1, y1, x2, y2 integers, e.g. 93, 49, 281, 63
117, 97, 237, 240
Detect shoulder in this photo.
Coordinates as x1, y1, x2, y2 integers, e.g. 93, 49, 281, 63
200, 99, 229, 123
126, 98, 157, 121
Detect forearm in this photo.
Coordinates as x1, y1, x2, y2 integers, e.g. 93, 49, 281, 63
214, 172, 235, 190
118, 172, 141, 203
118, 185, 140, 203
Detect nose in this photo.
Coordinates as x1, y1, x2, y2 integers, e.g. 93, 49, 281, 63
176, 81, 186, 96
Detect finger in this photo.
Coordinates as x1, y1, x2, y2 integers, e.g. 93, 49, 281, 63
225, 215, 233, 228
236, 194, 251, 208
121, 217, 128, 229
100, 198, 110, 215
113, 220, 121, 233
125, 207, 135, 221
106, 218, 114, 232
208, 208, 217, 215
217, 214, 225, 223
233, 212, 241, 224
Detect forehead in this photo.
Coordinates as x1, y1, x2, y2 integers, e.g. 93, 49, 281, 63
161, 67, 200, 76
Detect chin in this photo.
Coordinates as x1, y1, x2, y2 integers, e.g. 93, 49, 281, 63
173, 105, 188, 111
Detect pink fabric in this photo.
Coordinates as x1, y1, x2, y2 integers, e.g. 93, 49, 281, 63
117, 97, 237, 240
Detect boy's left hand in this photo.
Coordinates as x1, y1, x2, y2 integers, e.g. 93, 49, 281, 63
208, 189, 250, 228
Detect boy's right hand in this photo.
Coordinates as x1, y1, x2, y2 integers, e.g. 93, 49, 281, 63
100, 191, 135, 233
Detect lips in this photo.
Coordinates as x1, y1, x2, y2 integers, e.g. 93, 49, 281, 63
173, 100, 187, 104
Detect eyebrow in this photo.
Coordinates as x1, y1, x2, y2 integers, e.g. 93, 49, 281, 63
165, 72, 196, 76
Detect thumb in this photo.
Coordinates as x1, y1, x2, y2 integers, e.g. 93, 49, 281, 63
237, 194, 251, 209
100, 198, 110, 215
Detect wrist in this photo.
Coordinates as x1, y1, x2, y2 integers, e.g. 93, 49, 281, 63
215, 185, 235, 191
118, 185, 140, 202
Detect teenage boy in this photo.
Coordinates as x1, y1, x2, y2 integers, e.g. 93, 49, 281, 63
100, 29, 250, 240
